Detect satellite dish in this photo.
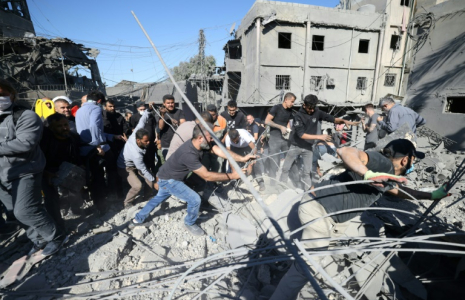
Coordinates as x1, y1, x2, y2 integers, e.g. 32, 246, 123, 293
229, 22, 236, 35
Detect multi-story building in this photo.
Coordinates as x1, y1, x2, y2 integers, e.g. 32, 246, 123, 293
222, 0, 412, 116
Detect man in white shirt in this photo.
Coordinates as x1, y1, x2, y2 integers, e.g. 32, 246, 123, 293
226, 129, 265, 191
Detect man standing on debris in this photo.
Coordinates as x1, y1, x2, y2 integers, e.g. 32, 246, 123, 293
362, 103, 379, 150
220, 100, 247, 130
0, 79, 65, 256
377, 97, 426, 136
129, 101, 158, 177
271, 139, 450, 300
158, 94, 185, 161
41, 113, 83, 225
265, 92, 296, 179
206, 104, 227, 135
76, 90, 125, 212
129, 125, 243, 236
280, 94, 358, 187
226, 128, 266, 191
52, 96, 77, 133
117, 111, 156, 208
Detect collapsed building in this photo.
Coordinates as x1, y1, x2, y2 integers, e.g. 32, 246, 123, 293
0, 0, 105, 104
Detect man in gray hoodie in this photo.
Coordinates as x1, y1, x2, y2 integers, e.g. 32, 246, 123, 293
0, 79, 64, 256
377, 97, 426, 136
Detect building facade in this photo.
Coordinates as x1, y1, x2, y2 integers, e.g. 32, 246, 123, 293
223, 0, 412, 109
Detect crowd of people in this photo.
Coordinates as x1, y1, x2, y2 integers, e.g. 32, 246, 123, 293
0, 72, 445, 296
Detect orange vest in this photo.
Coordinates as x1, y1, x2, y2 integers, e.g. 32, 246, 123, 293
214, 115, 227, 132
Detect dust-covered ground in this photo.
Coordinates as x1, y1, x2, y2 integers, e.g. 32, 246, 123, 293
1, 132, 465, 300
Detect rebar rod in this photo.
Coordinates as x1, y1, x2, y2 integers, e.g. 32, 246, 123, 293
130, 11, 328, 300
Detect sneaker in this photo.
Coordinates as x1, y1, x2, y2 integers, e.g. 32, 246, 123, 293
128, 219, 151, 229
258, 181, 266, 192
184, 223, 205, 236
28, 241, 47, 256
42, 236, 68, 257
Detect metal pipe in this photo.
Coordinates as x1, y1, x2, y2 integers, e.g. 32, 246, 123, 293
256, 18, 261, 102
398, 0, 415, 96
371, 16, 386, 104
302, 16, 311, 100
345, 28, 354, 102
130, 11, 328, 300
59, 48, 68, 94
294, 240, 355, 300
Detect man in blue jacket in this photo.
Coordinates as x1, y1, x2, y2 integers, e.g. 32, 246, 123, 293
377, 97, 426, 136
76, 90, 126, 211
0, 79, 64, 256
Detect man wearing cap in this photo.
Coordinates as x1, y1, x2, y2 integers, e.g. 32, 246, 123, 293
271, 139, 450, 300
52, 96, 77, 133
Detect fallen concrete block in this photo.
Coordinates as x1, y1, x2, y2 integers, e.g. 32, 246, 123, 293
133, 227, 149, 240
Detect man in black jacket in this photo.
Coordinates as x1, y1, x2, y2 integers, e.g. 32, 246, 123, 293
280, 94, 358, 188
41, 114, 83, 228
103, 99, 128, 157
220, 100, 247, 130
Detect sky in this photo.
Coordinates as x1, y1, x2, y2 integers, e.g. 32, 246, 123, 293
27, 0, 340, 87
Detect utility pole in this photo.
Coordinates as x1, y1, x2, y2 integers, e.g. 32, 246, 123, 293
198, 29, 207, 110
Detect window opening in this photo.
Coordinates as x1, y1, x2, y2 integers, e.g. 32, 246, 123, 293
445, 97, 465, 114
384, 73, 396, 87
358, 39, 369, 53
278, 32, 292, 49
356, 77, 367, 90
312, 35, 325, 51
276, 75, 291, 90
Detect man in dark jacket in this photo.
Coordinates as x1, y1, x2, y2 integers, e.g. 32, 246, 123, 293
0, 79, 64, 256
103, 99, 127, 157
41, 114, 83, 228
280, 94, 358, 187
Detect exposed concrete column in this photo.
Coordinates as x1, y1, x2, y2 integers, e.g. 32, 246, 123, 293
255, 18, 261, 102
372, 14, 387, 105
302, 16, 311, 100
345, 28, 354, 102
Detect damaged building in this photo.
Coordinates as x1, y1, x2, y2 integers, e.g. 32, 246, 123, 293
1, 0, 105, 104
222, 0, 412, 116
402, 0, 465, 150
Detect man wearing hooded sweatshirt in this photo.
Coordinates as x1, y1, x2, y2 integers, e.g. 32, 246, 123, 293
0, 79, 64, 256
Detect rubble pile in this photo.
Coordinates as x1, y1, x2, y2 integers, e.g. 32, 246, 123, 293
1, 132, 465, 300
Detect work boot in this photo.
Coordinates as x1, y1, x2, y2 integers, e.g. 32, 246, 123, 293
258, 181, 266, 192
42, 235, 68, 257
28, 241, 47, 256
128, 219, 151, 229
184, 223, 205, 236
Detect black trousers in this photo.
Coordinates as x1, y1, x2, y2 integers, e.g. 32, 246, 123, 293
85, 149, 117, 209
0, 173, 61, 245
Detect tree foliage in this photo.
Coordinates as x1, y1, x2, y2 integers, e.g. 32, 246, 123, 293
170, 54, 216, 81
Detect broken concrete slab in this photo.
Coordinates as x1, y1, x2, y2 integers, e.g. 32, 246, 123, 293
132, 227, 149, 240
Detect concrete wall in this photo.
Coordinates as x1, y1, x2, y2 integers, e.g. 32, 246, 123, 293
404, 0, 465, 149
0, 10, 35, 37
226, 0, 385, 107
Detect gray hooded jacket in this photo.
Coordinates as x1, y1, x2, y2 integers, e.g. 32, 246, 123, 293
0, 106, 45, 184
378, 104, 426, 134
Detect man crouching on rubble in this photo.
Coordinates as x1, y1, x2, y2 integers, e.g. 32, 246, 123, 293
129, 124, 244, 236
271, 139, 450, 300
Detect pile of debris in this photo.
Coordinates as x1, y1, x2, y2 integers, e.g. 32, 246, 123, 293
1, 130, 465, 300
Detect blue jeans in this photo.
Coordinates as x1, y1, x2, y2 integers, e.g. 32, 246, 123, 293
134, 179, 201, 226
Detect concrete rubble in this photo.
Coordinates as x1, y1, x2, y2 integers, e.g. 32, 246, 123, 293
1, 129, 465, 299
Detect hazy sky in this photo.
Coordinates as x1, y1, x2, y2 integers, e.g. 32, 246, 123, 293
27, 0, 340, 86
